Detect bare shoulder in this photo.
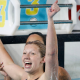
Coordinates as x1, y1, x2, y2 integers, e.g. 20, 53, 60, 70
58, 66, 71, 80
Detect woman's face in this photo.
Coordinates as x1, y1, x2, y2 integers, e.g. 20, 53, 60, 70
26, 34, 44, 44
22, 44, 43, 73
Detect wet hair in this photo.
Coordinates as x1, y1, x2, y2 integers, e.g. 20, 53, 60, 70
27, 32, 46, 45
26, 40, 46, 58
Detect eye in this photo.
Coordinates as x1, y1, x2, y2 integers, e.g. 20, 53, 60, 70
31, 53, 35, 55
23, 53, 26, 54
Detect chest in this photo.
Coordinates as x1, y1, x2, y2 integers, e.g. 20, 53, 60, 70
22, 73, 45, 80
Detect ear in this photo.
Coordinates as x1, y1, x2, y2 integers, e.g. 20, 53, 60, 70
40, 57, 45, 63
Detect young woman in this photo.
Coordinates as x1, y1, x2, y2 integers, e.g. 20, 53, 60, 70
0, 0, 61, 80
26, 32, 71, 80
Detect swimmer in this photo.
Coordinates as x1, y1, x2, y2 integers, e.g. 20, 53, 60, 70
0, 33, 71, 80
26, 32, 71, 80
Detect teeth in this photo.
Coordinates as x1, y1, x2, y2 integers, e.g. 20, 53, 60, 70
25, 62, 29, 63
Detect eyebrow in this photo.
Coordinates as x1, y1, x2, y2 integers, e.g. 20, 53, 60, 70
23, 49, 36, 54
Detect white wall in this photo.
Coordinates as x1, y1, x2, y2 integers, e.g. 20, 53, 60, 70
65, 42, 80, 79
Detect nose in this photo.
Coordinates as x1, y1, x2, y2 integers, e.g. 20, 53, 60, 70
25, 53, 30, 60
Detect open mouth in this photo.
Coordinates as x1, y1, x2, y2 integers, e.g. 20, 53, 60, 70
25, 62, 32, 68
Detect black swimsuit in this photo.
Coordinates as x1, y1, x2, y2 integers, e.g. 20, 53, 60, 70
26, 77, 39, 80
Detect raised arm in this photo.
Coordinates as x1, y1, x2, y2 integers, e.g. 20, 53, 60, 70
0, 40, 25, 79
45, 0, 60, 80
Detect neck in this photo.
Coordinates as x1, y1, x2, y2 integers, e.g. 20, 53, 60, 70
28, 70, 43, 80
27, 66, 44, 80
